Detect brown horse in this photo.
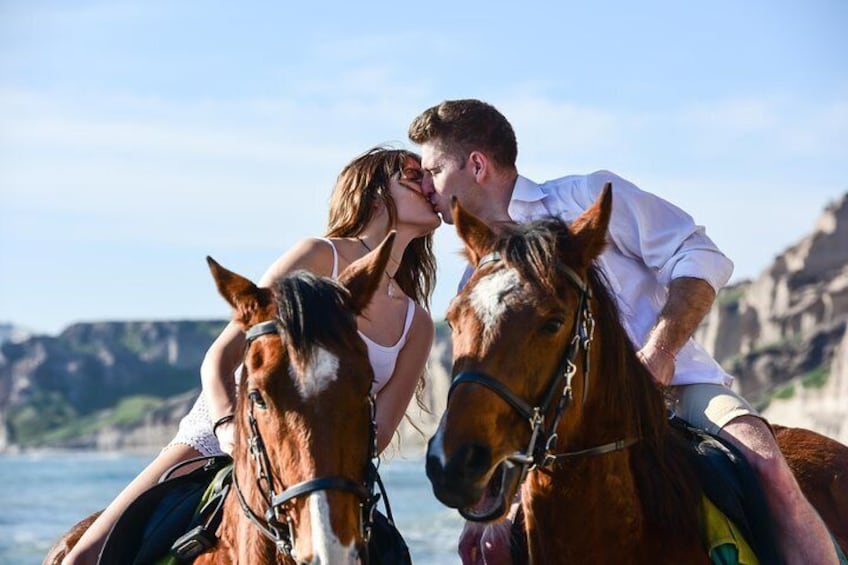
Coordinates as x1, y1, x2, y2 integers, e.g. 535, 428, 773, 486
426, 190, 848, 564
46, 234, 396, 565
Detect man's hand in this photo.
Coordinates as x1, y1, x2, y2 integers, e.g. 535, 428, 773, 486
637, 344, 676, 386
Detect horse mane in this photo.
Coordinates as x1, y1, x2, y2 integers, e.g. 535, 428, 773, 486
497, 218, 704, 541
272, 270, 358, 367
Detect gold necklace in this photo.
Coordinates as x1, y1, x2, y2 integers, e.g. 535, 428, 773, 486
356, 237, 400, 298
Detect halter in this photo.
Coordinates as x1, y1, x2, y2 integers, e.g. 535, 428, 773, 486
449, 252, 639, 519
232, 319, 381, 561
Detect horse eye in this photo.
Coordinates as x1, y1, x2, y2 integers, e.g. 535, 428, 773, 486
249, 389, 268, 409
541, 318, 565, 335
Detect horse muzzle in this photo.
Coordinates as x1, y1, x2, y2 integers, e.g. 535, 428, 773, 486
428, 424, 502, 506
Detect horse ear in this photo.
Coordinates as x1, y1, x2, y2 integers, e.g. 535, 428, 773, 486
452, 196, 498, 265
338, 232, 395, 315
569, 182, 612, 266
206, 256, 262, 324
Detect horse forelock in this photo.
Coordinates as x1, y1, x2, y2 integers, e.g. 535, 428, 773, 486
273, 271, 357, 364
497, 219, 565, 295
463, 219, 569, 337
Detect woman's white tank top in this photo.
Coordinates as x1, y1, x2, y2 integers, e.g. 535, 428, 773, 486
320, 238, 415, 394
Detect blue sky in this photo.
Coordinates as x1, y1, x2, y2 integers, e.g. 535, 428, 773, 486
1, 0, 846, 335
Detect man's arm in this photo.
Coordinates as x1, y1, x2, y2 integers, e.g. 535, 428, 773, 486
638, 276, 717, 385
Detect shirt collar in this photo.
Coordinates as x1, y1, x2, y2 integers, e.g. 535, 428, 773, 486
511, 175, 546, 203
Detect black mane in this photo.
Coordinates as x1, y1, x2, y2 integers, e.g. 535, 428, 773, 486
272, 271, 357, 366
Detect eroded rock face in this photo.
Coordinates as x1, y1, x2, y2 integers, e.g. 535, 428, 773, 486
4, 195, 847, 452
0, 321, 225, 450
696, 193, 848, 439
761, 329, 848, 443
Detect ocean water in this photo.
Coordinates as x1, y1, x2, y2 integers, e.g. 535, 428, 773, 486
0, 452, 464, 565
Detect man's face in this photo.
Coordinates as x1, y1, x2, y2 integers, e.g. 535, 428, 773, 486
420, 141, 475, 224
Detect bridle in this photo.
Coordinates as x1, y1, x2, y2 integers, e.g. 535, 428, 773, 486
448, 252, 639, 519
231, 319, 381, 561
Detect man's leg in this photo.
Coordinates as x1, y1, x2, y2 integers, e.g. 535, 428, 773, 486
720, 415, 838, 565
672, 383, 838, 565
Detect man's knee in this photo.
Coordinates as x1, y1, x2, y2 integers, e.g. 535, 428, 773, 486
720, 415, 798, 494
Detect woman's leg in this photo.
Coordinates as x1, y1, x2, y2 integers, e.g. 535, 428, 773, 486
60, 444, 204, 565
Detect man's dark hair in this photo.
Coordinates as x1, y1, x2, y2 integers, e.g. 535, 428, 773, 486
408, 99, 517, 169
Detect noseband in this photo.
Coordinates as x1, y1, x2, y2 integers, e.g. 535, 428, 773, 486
449, 252, 639, 516
232, 320, 381, 560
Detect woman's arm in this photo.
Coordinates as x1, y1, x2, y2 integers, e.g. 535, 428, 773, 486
373, 305, 435, 453
201, 238, 335, 451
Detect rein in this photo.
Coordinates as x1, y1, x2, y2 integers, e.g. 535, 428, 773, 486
232, 319, 380, 560
449, 252, 640, 517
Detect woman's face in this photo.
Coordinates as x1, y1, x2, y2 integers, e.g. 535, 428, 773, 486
387, 156, 441, 235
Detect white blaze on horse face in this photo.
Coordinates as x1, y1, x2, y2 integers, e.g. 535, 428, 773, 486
308, 492, 359, 564
289, 347, 340, 399
469, 268, 527, 340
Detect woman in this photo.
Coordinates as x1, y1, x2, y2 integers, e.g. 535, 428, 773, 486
62, 146, 440, 565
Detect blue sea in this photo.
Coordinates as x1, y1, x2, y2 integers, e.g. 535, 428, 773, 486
0, 452, 464, 565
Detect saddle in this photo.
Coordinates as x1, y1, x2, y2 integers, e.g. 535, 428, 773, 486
97, 456, 411, 565
98, 455, 233, 565
669, 416, 783, 565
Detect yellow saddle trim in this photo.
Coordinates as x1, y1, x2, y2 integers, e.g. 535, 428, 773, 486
702, 495, 758, 565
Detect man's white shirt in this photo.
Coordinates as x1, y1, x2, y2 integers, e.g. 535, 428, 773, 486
460, 170, 734, 387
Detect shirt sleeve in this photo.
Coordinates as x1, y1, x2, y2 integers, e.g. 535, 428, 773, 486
579, 171, 734, 292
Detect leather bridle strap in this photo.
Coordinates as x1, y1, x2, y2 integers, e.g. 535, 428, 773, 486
450, 371, 536, 422
551, 437, 641, 460
270, 477, 371, 508
245, 320, 279, 341
233, 471, 294, 554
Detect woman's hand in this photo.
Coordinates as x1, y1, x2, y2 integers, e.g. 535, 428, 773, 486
213, 419, 235, 455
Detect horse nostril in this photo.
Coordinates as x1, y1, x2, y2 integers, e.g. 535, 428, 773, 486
453, 443, 492, 479
426, 441, 493, 508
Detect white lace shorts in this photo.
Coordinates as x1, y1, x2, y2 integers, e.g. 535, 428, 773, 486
166, 391, 226, 457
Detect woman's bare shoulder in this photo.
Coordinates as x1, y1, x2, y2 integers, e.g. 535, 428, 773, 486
258, 237, 335, 286
407, 303, 435, 342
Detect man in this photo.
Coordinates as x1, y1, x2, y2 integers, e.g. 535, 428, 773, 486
408, 98, 839, 565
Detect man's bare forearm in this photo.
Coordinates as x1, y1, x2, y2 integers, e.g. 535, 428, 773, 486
645, 276, 716, 354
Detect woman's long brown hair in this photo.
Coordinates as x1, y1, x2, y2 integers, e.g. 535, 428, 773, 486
325, 146, 437, 309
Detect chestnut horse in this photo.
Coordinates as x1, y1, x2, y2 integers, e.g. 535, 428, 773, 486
426, 190, 848, 564
46, 234, 396, 565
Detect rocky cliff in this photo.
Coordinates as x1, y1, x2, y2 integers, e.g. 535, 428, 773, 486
695, 193, 848, 443
0, 320, 224, 450
3, 193, 847, 452
0, 318, 449, 454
